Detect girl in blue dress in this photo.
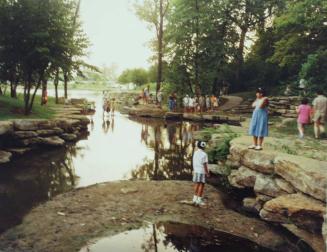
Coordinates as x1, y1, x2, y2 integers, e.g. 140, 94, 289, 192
248, 88, 269, 150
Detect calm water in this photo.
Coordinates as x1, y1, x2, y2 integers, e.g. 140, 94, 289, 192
80, 222, 273, 252
0, 90, 202, 233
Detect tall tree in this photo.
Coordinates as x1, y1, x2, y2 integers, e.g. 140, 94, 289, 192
134, 0, 170, 100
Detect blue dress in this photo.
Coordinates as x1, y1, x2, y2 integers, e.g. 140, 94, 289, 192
249, 99, 269, 137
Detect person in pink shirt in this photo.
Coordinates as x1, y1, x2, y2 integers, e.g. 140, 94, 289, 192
296, 98, 312, 139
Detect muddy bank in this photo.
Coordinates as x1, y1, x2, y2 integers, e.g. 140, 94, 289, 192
0, 181, 309, 252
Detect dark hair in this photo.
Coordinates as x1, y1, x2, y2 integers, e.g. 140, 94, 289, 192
301, 97, 309, 105
256, 87, 266, 96
316, 89, 323, 95
197, 141, 206, 150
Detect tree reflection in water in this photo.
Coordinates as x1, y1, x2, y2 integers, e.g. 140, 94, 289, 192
0, 146, 80, 233
130, 118, 201, 181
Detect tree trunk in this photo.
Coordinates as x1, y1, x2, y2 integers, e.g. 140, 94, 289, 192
194, 0, 200, 95
0, 86, 2, 95
24, 80, 31, 115
235, 27, 247, 89
41, 79, 47, 105
64, 72, 68, 99
156, 0, 164, 101
28, 77, 42, 113
54, 68, 59, 104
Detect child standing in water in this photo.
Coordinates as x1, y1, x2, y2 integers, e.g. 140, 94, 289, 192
192, 141, 209, 206
296, 98, 312, 139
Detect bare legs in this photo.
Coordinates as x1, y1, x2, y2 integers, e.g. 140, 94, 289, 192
314, 120, 325, 139
194, 183, 205, 197
298, 123, 304, 138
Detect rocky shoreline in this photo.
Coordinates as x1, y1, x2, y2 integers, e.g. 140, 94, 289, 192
208, 135, 326, 252
124, 105, 244, 126
0, 105, 90, 165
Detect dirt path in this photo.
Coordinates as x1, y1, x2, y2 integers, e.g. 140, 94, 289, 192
0, 181, 302, 252
220, 95, 243, 111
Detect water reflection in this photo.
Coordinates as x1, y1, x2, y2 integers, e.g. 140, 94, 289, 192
0, 146, 79, 233
80, 222, 274, 252
130, 118, 199, 181
0, 91, 204, 233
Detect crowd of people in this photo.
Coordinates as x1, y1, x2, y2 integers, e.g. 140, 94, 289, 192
182, 94, 220, 113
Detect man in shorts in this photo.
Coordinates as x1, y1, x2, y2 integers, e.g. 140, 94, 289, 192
313, 89, 327, 139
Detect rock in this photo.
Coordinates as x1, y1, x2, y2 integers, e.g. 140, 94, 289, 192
275, 154, 327, 202
208, 164, 231, 176
260, 193, 326, 233
13, 120, 47, 131
242, 150, 275, 174
120, 188, 138, 194
282, 224, 326, 252
256, 194, 273, 203
0, 150, 12, 164
127, 105, 166, 118
275, 178, 296, 194
39, 136, 65, 147
61, 133, 77, 142
243, 197, 262, 213
228, 166, 260, 188
165, 112, 183, 120
0, 121, 13, 135
13, 131, 38, 139
182, 113, 203, 121
36, 129, 63, 137
19, 137, 42, 146
254, 175, 287, 197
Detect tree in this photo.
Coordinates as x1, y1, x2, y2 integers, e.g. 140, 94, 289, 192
134, 0, 170, 100
118, 68, 149, 86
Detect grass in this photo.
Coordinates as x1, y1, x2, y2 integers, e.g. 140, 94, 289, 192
0, 93, 56, 121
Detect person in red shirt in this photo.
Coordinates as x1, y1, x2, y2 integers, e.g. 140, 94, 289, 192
296, 97, 312, 139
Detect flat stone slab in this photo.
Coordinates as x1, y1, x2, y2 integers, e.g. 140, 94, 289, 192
260, 193, 326, 233
0, 121, 13, 135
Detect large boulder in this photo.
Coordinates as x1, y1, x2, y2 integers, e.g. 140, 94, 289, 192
228, 166, 260, 188
254, 175, 287, 198
61, 133, 77, 142
0, 121, 13, 135
260, 193, 326, 233
275, 154, 327, 202
0, 150, 12, 164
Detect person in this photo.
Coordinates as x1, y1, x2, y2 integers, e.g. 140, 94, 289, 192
111, 98, 116, 115
168, 94, 174, 112
312, 89, 327, 139
189, 96, 195, 113
192, 141, 209, 206
296, 98, 312, 139
248, 88, 269, 150
183, 94, 190, 113
205, 95, 211, 112
157, 90, 163, 108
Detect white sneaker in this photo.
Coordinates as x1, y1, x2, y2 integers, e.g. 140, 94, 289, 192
248, 145, 256, 149
255, 145, 263, 151
196, 198, 206, 206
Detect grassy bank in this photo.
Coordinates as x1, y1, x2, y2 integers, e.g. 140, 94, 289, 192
0, 94, 56, 121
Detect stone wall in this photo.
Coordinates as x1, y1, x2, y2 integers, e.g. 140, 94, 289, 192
231, 96, 301, 118
224, 136, 326, 251
0, 117, 90, 165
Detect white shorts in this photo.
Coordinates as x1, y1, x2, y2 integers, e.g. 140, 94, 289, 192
193, 173, 206, 184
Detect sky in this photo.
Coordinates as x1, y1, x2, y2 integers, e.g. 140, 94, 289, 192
80, 0, 153, 73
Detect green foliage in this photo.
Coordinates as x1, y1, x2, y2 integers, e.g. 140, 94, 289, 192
299, 49, 327, 92
118, 68, 149, 86
199, 126, 239, 163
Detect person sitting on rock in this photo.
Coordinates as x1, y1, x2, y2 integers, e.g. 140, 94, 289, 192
192, 141, 210, 206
